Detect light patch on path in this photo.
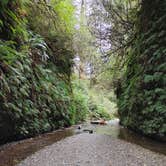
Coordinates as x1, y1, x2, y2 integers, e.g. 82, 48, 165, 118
18, 133, 166, 166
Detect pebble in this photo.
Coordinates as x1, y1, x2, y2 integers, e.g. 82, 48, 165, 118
18, 133, 166, 166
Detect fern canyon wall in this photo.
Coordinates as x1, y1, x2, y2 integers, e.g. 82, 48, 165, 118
118, 0, 166, 141
0, 0, 166, 144
0, 0, 79, 143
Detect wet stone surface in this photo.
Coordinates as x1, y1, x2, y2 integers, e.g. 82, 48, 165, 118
18, 133, 166, 166
0, 120, 166, 166
0, 128, 74, 166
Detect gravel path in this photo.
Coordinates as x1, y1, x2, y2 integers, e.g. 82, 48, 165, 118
18, 133, 166, 166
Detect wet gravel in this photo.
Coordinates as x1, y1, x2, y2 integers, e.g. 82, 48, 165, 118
18, 133, 166, 166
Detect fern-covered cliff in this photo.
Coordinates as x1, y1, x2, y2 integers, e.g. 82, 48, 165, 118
0, 0, 87, 143
118, 0, 166, 141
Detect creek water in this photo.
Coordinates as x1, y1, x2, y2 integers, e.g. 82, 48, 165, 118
0, 119, 165, 166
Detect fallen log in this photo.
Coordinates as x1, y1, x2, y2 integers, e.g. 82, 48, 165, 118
91, 120, 107, 125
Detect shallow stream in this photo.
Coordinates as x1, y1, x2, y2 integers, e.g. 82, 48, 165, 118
0, 119, 165, 166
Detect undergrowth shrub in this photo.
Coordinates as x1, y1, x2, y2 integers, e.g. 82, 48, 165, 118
88, 98, 112, 120
72, 78, 112, 121
69, 79, 89, 124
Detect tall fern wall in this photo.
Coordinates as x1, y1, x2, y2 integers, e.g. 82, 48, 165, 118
0, 0, 81, 143
118, 0, 166, 141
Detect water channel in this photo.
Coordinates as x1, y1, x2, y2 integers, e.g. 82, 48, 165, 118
0, 119, 165, 166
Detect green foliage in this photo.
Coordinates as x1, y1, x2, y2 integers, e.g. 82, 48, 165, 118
69, 79, 89, 124
0, 40, 18, 63
51, 0, 75, 34
117, 1, 166, 140
0, 0, 78, 143
88, 100, 112, 121
69, 91, 88, 124
71, 78, 114, 121
0, 36, 73, 140
0, 0, 28, 44
26, 0, 74, 76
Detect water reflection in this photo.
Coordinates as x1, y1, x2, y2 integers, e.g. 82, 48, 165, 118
0, 121, 165, 166
0, 128, 74, 166
90, 122, 166, 155
118, 127, 166, 155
